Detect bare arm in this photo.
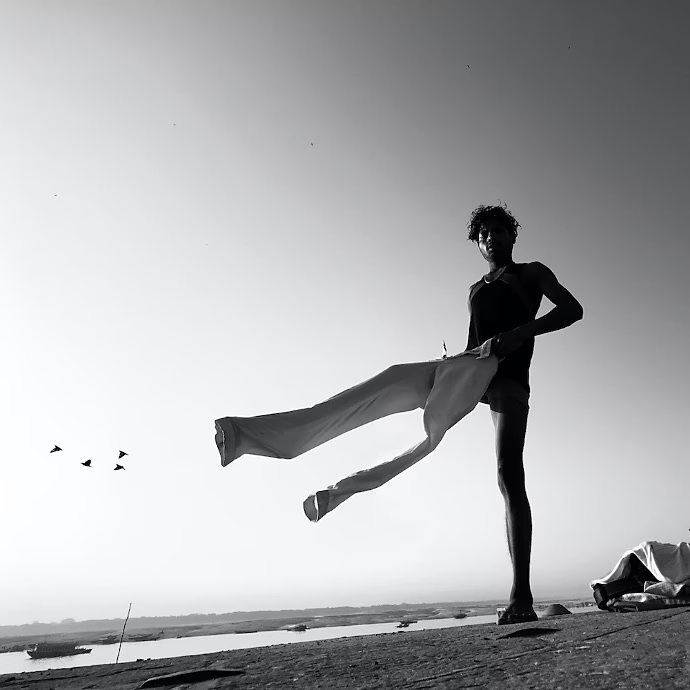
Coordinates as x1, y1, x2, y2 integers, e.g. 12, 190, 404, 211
493, 262, 582, 359
515, 262, 583, 339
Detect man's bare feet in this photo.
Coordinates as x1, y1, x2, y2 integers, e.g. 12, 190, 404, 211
497, 600, 538, 625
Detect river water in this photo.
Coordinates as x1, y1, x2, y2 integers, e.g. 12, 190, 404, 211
0, 609, 598, 676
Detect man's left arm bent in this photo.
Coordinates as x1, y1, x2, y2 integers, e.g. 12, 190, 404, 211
495, 262, 583, 357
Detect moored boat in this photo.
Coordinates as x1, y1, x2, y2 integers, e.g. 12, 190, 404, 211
27, 642, 92, 659
396, 618, 417, 628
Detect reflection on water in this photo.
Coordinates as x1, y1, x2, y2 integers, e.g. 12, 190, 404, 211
0, 609, 598, 676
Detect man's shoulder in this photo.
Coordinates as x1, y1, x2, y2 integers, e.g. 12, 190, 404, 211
515, 261, 552, 286
516, 260, 548, 272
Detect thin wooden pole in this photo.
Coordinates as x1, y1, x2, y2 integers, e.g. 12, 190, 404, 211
115, 602, 131, 664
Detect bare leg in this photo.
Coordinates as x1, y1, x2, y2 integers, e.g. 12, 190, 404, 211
490, 391, 536, 624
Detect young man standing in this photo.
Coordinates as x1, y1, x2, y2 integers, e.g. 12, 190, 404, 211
465, 204, 583, 624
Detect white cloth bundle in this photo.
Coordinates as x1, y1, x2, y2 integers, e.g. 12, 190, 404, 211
591, 541, 690, 588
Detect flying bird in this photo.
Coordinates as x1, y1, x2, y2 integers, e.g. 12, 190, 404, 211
81, 460, 92, 467
118, 450, 128, 459
114, 464, 125, 471
50, 445, 62, 453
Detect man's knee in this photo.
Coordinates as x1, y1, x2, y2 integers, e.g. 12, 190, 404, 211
497, 454, 527, 497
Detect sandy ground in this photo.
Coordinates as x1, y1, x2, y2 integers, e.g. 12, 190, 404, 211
1, 607, 688, 689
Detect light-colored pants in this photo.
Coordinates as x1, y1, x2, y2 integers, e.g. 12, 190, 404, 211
215, 345, 499, 522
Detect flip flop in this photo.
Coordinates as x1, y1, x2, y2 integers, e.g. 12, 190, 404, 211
497, 607, 539, 625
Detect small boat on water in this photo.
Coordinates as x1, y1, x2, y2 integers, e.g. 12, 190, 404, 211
127, 632, 163, 641
286, 624, 308, 632
96, 634, 119, 644
27, 643, 92, 659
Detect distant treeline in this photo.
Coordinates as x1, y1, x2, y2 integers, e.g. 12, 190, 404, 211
0, 597, 591, 638
0, 602, 481, 637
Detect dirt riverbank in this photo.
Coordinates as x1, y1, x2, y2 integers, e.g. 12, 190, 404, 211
0, 601, 595, 654
0, 608, 465, 654
0, 607, 688, 689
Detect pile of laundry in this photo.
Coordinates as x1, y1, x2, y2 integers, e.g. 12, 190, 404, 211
591, 541, 690, 612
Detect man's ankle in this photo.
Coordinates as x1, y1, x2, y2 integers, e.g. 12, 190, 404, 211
509, 588, 533, 604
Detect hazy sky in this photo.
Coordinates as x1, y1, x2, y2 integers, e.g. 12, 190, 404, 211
1, 0, 688, 626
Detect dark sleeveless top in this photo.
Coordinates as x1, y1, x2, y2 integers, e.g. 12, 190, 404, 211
465, 262, 541, 395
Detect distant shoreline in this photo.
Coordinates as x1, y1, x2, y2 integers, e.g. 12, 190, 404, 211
0, 598, 595, 654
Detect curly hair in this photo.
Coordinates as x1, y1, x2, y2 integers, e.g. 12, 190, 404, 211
466, 202, 521, 243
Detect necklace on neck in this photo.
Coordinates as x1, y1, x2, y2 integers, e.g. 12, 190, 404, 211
483, 262, 512, 284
